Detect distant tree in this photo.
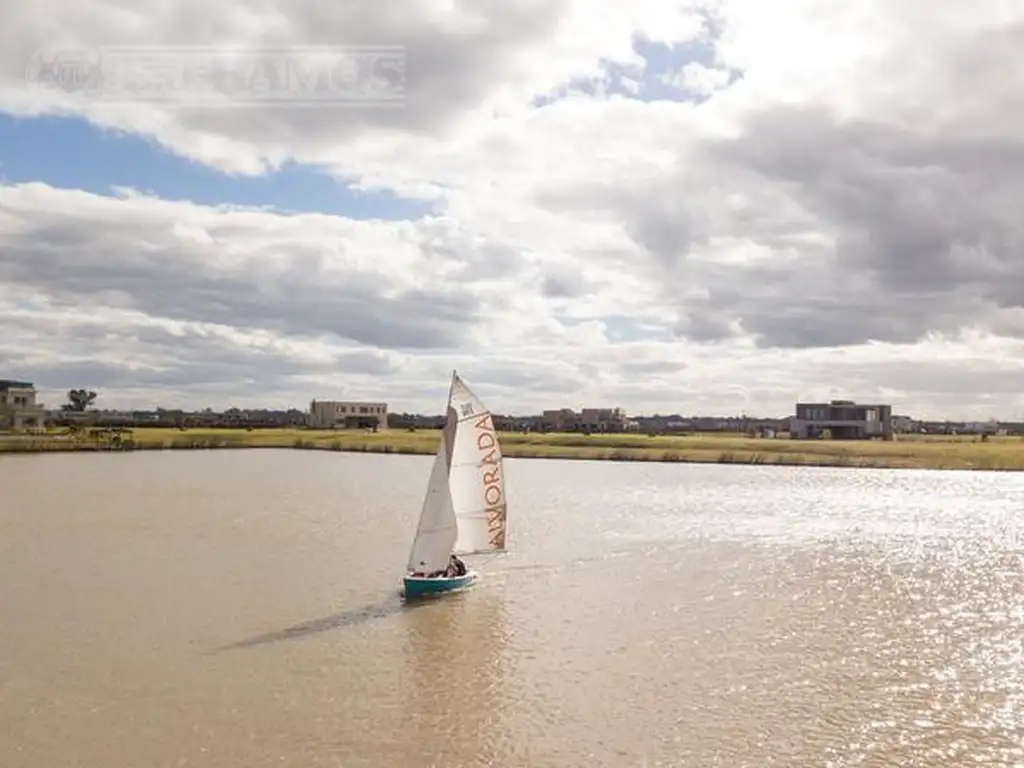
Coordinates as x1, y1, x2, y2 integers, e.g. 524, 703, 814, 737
62, 389, 97, 412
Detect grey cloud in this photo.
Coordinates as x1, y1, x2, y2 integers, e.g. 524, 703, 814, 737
7, 360, 139, 391
2, 0, 572, 156
593, 23, 1024, 350
713, 107, 1024, 293
541, 268, 583, 298
0, 318, 399, 397
422, 232, 523, 281
0, 192, 485, 350
534, 179, 709, 269
849, 359, 1024, 397
622, 201, 706, 269
670, 294, 735, 344
701, 107, 1024, 348
616, 359, 687, 375
468, 362, 585, 396
322, 349, 399, 377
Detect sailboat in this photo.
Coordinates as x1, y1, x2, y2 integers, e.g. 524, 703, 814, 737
402, 370, 508, 599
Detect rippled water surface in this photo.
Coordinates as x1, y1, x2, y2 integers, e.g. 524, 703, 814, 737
3, 450, 1024, 766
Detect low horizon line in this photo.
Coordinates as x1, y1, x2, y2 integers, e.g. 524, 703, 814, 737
37, 405, 1019, 424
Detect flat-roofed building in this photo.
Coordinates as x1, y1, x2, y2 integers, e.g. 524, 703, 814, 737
0, 379, 46, 430
308, 400, 388, 430
540, 406, 631, 433
540, 408, 578, 431
790, 399, 893, 440
579, 407, 629, 433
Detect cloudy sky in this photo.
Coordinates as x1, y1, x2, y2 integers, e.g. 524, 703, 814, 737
1, 1, 1023, 418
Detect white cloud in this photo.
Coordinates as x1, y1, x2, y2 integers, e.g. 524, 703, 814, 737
3, 0, 1024, 419
662, 62, 732, 98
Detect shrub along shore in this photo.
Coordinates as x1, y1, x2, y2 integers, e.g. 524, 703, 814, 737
0, 427, 1022, 471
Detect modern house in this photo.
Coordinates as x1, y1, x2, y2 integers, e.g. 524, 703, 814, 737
0, 379, 47, 431
789, 400, 893, 440
540, 408, 578, 431
579, 407, 631, 433
540, 407, 632, 433
308, 400, 388, 430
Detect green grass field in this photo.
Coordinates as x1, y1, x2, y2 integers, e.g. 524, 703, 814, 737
1, 426, 1022, 471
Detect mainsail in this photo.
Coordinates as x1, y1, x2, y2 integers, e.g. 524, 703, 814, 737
406, 371, 508, 575
405, 412, 458, 575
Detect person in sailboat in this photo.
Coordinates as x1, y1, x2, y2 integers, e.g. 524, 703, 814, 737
412, 561, 443, 578
411, 559, 453, 579
445, 554, 467, 577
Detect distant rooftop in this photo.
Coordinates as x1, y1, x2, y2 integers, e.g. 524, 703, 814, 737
0, 379, 33, 390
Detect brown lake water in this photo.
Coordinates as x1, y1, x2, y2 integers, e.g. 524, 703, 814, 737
2, 450, 1024, 766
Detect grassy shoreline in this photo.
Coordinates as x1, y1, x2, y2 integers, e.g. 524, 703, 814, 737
1, 427, 1022, 471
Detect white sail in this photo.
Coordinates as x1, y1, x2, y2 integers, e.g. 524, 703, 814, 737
405, 370, 507, 577
406, 409, 458, 574
447, 372, 508, 555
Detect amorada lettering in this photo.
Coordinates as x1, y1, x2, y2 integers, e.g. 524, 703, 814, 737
474, 413, 506, 548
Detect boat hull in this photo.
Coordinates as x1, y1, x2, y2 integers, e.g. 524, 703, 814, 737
403, 569, 478, 599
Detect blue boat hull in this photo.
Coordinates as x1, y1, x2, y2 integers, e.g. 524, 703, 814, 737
402, 570, 478, 599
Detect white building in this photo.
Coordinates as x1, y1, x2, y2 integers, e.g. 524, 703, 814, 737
0, 379, 46, 430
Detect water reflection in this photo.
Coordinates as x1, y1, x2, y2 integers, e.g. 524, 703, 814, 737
399, 587, 512, 766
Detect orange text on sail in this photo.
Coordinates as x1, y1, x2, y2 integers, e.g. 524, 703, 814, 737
474, 413, 506, 549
